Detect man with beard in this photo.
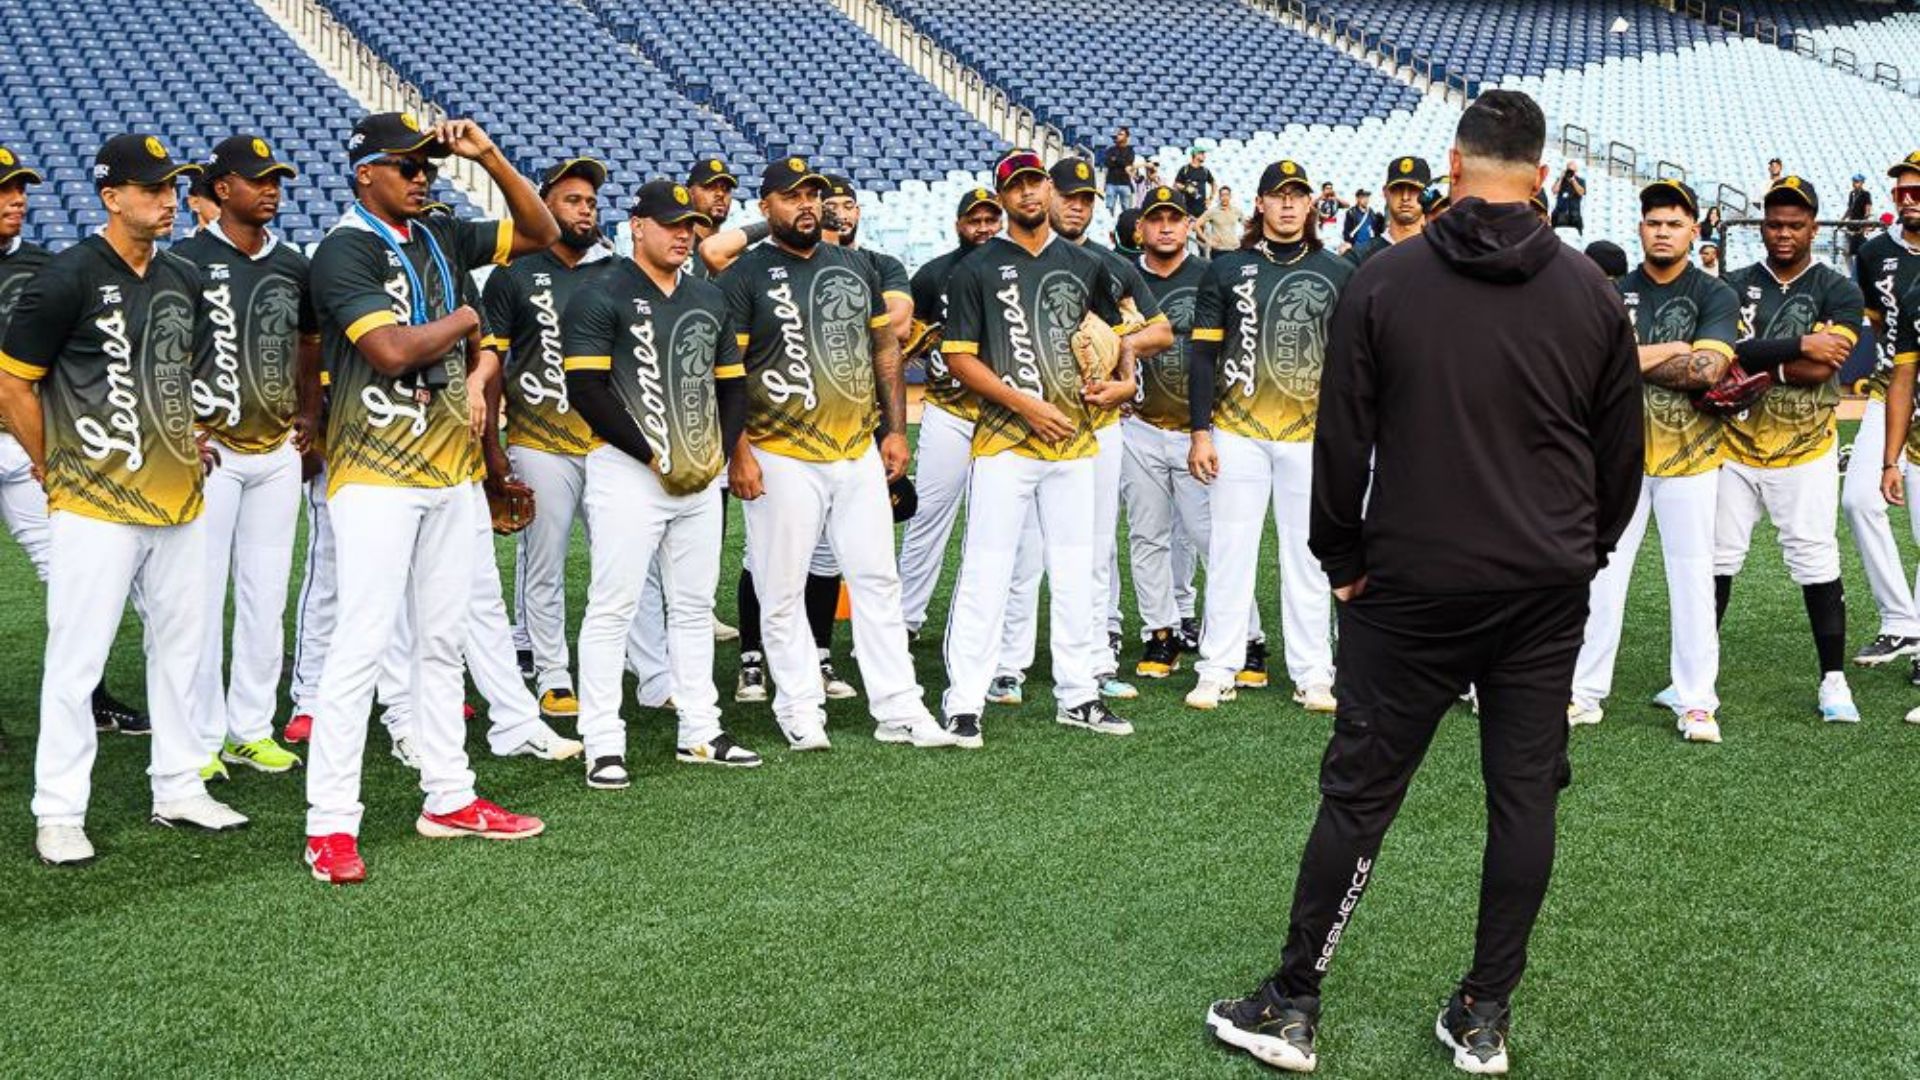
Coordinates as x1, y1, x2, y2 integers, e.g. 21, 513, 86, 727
174, 135, 317, 781
0, 134, 243, 865
565, 178, 760, 787
1044, 157, 1173, 697
299, 113, 558, 885
1569, 180, 1739, 743
0, 143, 151, 745
1715, 176, 1865, 724
1843, 151, 1920, 669
1184, 159, 1354, 714
718, 157, 952, 751
937, 149, 1156, 747
1348, 156, 1431, 267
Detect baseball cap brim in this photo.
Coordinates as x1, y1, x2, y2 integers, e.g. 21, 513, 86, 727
1264, 178, 1313, 195
1764, 185, 1816, 210
541, 157, 608, 194
222, 161, 297, 182
1640, 178, 1698, 217
1139, 194, 1189, 217
0, 166, 44, 186
362, 133, 449, 161
113, 162, 204, 188
1888, 159, 1920, 180
641, 205, 713, 227
762, 173, 829, 196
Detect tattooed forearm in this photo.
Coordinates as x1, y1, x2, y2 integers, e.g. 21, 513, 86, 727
1643, 348, 1730, 391
873, 324, 907, 436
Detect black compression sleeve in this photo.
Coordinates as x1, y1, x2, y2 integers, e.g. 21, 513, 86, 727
1188, 336, 1221, 431
718, 376, 748, 462
564, 368, 653, 465
1735, 337, 1801, 369
742, 221, 771, 244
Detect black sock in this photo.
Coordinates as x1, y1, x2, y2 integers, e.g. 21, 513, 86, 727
738, 570, 762, 655
1714, 574, 1733, 626
805, 574, 840, 652
1802, 578, 1846, 676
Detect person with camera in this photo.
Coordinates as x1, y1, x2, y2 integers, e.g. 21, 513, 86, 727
1552, 160, 1586, 233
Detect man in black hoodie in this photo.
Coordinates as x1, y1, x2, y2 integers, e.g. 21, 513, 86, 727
1204, 90, 1641, 1077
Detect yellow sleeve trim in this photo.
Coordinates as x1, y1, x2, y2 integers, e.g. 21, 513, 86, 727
715, 363, 747, 380
562, 355, 612, 372
1821, 322, 1860, 346
344, 310, 400, 344
941, 340, 978, 354
869, 314, 892, 329
1693, 340, 1736, 359
479, 335, 509, 352
1191, 327, 1225, 342
492, 219, 514, 266
319, 370, 332, 387
735, 333, 750, 349
0, 350, 47, 382
1142, 313, 1169, 328
1896, 352, 1920, 367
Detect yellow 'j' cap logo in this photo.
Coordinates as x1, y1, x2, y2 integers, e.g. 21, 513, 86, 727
674, 185, 689, 205
253, 138, 270, 158
145, 137, 167, 159
1076, 162, 1090, 180
0, 149, 13, 167
1282, 161, 1297, 175
788, 158, 805, 173
1399, 158, 1413, 174
401, 113, 420, 131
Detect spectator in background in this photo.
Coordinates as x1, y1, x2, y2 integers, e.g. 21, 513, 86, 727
1314, 181, 1346, 230
1134, 161, 1161, 208
1197, 185, 1242, 256
1845, 173, 1873, 260
1584, 239, 1628, 280
1551, 160, 1585, 233
1756, 158, 1783, 211
1699, 240, 1721, 277
1700, 204, 1726, 252
1101, 127, 1136, 216
185, 172, 219, 230
1175, 147, 1214, 216
1340, 189, 1382, 250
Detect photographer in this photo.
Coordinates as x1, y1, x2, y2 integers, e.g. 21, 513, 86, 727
1552, 160, 1585, 233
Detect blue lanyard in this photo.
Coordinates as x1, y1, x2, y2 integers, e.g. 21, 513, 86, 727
352, 204, 455, 327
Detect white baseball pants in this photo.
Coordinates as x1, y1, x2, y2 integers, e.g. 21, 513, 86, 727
1841, 400, 1920, 636
0, 431, 50, 580
193, 440, 300, 750
1715, 452, 1842, 585
289, 466, 335, 715
507, 445, 584, 695
1121, 417, 1242, 636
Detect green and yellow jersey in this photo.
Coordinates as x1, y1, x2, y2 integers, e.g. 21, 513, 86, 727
172, 224, 317, 454
1722, 260, 1864, 468
481, 245, 610, 456
1617, 263, 1740, 477
1191, 244, 1353, 442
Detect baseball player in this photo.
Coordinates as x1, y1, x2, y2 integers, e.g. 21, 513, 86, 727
1045, 157, 1174, 696
173, 135, 314, 780
937, 148, 1153, 746
1715, 176, 1864, 724
1123, 184, 1264, 679
718, 156, 953, 751
1185, 159, 1354, 713
1845, 150, 1920, 666
1872, 224, 1920, 722
301, 113, 559, 886
0, 147, 154, 741
565, 178, 762, 787
1347, 156, 1431, 267
0, 134, 246, 866
1570, 180, 1738, 743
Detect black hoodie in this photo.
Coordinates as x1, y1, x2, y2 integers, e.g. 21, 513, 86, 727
1309, 197, 1642, 594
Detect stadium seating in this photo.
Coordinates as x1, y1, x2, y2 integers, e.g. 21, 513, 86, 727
1762, 8, 1920, 94
880, 0, 1420, 155
0, 0, 474, 249
589, 0, 1006, 193
1715, 2, 1896, 44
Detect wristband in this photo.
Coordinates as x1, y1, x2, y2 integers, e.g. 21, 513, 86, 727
742, 221, 771, 244
1886, 463, 1902, 471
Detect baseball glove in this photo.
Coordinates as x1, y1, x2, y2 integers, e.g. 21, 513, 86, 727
487, 475, 537, 535
1695, 362, 1773, 416
1072, 312, 1123, 382
903, 318, 942, 364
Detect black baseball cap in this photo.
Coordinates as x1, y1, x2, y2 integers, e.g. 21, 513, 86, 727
1138, 184, 1188, 218
0, 145, 43, 187
1050, 157, 1098, 197
759, 156, 828, 197
992, 148, 1047, 191
956, 186, 999, 217
346, 112, 447, 165
1384, 156, 1431, 191
1422, 181, 1451, 215
688, 156, 737, 188
822, 174, 857, 201
205, 134, 297, 184
1887, 151, 1920, 181
1640, 178, 1700, 218
1114, 207, 1143, 253
1584, 240, 1628, 278
1258, 160, 1313, 196
630, 178, 713, 227
1764, 175, 1819, 213
93, 134, 203, 189
539, 156, 608, 196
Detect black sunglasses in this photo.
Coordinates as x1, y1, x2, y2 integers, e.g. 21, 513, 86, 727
371, 158, 438, 181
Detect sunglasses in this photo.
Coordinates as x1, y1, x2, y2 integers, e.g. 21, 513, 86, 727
371, 158, 439, 182
1894, 185, 1920, 204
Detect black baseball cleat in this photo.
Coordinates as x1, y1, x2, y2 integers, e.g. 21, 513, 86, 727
1108, 630, 1122, 659
1435, 991, 1511, 1075
1206, 988, 1319, 1072
1056, 699, 1133, 736
1854, 633, 1920, 666
586, 755, 631, 790
945, 713, 982, 749
1178, 616, 1200, 653
1910, 654, 1920, 688
93, 685, 150, 735
1236, 638, 1270, 689
516, 648, 535, 680
1135, 628, 1181, 679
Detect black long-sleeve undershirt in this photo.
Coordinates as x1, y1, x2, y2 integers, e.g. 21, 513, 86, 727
564, 369, 748, 467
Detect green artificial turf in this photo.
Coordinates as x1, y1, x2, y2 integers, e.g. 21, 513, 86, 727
0, 422, 1915, 1078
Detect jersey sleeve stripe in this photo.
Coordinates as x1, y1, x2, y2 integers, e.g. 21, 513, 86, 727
715, 363, 747, 380
1191, 327, 1225, 342
736, 333, 750, 349
941, 339, 978, 353
0, 349, 47, 382
492, 219, 514, 266
1823, 322, 1860, 345
1896, 352, 1920, 367
479, 335, 509, 352
868, 314, 891, 329
344, 310, 400, 343
1693, 339, 1736, 359
562, 355, 612, 372
883, 290, 912, 303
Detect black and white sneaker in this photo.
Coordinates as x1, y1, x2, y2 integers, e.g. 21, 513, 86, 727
516, 647, 536, 679
1206, 989, 1318, 1072
93, 685, 149, 735
677, 733, 762, 768
586, 755, 631, 790
1178, 616, 1201, 653
1108, 630, 1123, 659
735, 651, 769, 703
1435, 991, 1510, 1075
1056, 699, 1133, 736
1853, 633, 1920, 666
945, 713, 982, 749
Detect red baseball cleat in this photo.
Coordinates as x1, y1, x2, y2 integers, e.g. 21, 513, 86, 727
305, 833, 366, 885
415, 798, 544, 841
284, 713, 313, 743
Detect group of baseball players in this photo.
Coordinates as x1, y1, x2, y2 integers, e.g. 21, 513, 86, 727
1, 108, 1916, 881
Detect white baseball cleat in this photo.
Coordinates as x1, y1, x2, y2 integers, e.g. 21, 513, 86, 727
1292, 684, 1337, 713
503, 725, 584, 761
36, 825, 95, 866
1185, 678, 1237, 710
1817, 673, 1860, 723
151, 794, 249, 832
1677, 709, 1722, 743
781, 722, 832, 752
1567, 700, 1604, 727
875, 716, 960, 748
